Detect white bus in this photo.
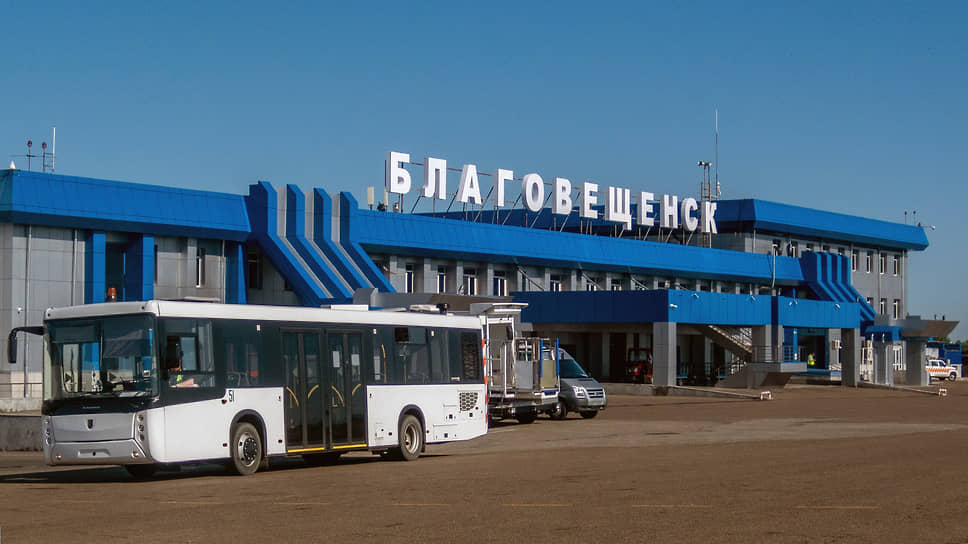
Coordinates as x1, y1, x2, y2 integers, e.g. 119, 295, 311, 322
8, 300, 488, 477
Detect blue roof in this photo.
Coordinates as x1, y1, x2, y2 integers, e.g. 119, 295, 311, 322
351, 203, 805, 284
0, 169, 250, 241
715, 199, 928, 251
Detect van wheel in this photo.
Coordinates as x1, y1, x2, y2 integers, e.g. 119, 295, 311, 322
579, 411, 598, 419
394, 415, 423, 461
549, 400, 568, 420
230, 422, 263, 475
124, 464, 157, 479
516, 410, 537, 424
949, 373, 958, 381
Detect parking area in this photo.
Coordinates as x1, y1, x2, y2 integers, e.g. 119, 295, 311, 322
1, 383, 966, 543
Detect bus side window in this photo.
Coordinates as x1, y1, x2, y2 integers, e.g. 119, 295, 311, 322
460, 332, 482, 382
164, 337, 182, 377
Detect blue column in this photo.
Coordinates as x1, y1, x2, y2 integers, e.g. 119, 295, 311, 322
225, 242, 247, 304
124, 235, 154, 301
85, 232, 106, 304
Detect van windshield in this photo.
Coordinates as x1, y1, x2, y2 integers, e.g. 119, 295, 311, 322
559, 355, 589, 379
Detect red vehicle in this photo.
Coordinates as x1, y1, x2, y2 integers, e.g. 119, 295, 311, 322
626, 348, 653, 384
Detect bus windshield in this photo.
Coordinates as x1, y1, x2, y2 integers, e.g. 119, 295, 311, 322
45, 316, 157, 400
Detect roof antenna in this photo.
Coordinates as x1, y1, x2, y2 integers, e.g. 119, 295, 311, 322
714, 109, 720, 198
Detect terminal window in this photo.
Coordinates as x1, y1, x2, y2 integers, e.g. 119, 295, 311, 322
865, 252, 873, 273
892, 299, 900, 319
195, 248, 206, 287
436, 266, 447, 293
549, 275, 562, 292
463, 269, 478, 295
247, 250, 263, 290
492, 271, 507, 297
851, 250, 858, 271
893, 255, 901, 276
879, 254, 886, 275
405, 264, 415, 293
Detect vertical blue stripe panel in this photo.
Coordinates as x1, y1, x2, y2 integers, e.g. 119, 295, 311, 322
123, 234, 154, 301
85, 231, 106, 304
225, 242, 247, 304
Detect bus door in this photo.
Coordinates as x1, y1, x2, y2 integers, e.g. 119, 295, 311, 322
326, 331, 365, 447
281, 330, 326, 453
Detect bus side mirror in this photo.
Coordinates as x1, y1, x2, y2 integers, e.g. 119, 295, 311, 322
8, 326, 44, 365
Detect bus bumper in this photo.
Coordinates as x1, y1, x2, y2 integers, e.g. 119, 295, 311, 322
45, 439, 153, 466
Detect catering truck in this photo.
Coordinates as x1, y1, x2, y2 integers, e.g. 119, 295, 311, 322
471, 302, 559, 424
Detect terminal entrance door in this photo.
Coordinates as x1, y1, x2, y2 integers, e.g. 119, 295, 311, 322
282, 330, 326, 453
326, 331, 366, 447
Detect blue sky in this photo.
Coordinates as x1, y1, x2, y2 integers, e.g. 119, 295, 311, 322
3, 2, 966, 337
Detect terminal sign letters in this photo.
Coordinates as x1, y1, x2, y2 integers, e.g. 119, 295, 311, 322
385, 151, 717, 233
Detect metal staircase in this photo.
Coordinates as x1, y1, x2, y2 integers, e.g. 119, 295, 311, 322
696, 324, 753, 362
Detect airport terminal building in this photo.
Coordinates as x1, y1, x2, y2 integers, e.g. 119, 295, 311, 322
0, 155, 955, 404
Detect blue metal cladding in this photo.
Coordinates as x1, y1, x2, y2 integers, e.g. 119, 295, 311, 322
715, 199, 928, 251
284, 185, 352, 298
0, 170, 250, 241
123, 235, 154, 301
245, 182, 328, 306
515, 290, 774, 325
339, 193, 394, 292
84, 231, 106, 304
225, 242, 246, 304
798, 252, 874, 322
774, 296, 860, 329
352, 205, 805, 285
311, 190, 369, 291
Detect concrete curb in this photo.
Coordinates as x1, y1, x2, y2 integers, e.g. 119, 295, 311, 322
605, 383, 764, 400
0, 413, 42, 451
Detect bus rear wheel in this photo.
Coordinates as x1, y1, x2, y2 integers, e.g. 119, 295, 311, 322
516, 410, 537, 424
395, 415, 423, 462
230, 422, 263, 476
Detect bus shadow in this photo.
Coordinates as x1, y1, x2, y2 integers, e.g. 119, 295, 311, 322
0, 453, 447, 483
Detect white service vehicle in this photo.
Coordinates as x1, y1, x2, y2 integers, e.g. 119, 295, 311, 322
470, 302, 559, 424
925, 359, 959, 381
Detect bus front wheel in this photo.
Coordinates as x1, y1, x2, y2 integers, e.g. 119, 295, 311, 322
230, 422, 263, 476
396, 415, 424, 462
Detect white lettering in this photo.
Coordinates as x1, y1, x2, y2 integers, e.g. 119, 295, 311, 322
422, 157, 447, 199
606, 186, 632, 229
457, 164, 483, 205
522, 173, 544, 212
661, 194, 678, 229
495, 168, 513, 207
386, 151, 411, 194
552, 178, 572, 215
681, 198, 699, 232
702, 201, 718, 233
637, 191, 655, 227
581, 182, 599, 219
